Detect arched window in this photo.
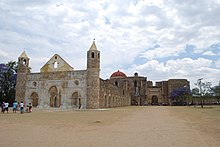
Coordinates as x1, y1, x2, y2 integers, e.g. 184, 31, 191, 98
115, 81, 118, 87
22, 59, 26, 65
134, 81, 139, 96
134, 81, 137, 87
91, 52, 95, 58
54, 61, 58, 68
113, 97, 115, 107
104, 95, 107, 107
108, 95, 111, 108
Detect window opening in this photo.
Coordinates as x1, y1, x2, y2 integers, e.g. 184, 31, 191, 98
54, 61, 58, 68
22, 59, 26, 65
92, 52, 95, 58
115, 81, 118, 87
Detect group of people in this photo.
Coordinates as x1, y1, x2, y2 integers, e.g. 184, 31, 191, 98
1, 101, 32, 114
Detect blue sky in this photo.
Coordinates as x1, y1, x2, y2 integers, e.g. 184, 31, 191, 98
0, 0, 220, 88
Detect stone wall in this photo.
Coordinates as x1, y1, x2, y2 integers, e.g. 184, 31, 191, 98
147, 87, 162, 105
99, 79, 130, 108
125, 77, 147, 105
167, 79, 190, 105
25, 70, 87, 109
161, 81, 169, 104
86, 69, 100, 109
168, 79, 190, 94
146, 79, 190, 105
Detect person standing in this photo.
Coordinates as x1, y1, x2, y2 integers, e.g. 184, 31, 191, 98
4, 102, 9, 113
13, 101, 18, 113
26, 103, 29, 112
20, 101, 24, 114
28, 103, 32, 112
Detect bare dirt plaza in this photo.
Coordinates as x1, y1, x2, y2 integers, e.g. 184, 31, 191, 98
1, 106, 220, 147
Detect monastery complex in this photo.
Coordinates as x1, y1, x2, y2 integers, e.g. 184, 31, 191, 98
15, 41, 190, 109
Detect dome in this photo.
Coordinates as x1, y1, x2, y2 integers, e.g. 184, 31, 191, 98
110, 70, 127, 79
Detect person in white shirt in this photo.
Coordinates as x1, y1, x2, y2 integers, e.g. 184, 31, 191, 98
4, 102, 9, 113
20, 101, 24, 114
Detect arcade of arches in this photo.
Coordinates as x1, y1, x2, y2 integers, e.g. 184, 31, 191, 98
30, 89, 82, 108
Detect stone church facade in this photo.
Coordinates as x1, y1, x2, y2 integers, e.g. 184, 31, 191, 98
15, 41, 190, 109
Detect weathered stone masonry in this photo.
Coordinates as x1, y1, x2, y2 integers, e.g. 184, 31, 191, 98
15, 41, 131, 109
15, 41, 190, 109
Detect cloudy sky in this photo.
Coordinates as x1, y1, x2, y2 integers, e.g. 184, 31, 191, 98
0, 0, 220, 88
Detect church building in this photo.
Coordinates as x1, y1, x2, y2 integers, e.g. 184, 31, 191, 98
15, 40, 190, 109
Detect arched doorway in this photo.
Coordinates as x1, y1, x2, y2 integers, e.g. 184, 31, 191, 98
71, 92, 78, 106
49, 86, 60, 107
104, 95, 107, 107
71, 92, 81, 108
108, 95, 111, 108
30, 92, 38, 107
151, 95, 158, 105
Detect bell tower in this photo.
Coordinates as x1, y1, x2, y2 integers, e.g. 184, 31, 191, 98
15, 51, 30, 103
86, 39, 100, 109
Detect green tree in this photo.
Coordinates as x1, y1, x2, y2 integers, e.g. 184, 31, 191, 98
0, 61, 17, 105
195, 78, 213, 108
213, 85, 220, 104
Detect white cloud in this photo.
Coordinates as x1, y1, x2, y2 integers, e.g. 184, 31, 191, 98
203, 51, 216, 56
0, 0, 220, 87
129, 58, 219, 87
215, 60, 220, 68
0, 50, 9, 58
141, 44, 185, 60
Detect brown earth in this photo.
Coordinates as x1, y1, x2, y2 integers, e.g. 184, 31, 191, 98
0, 106, 220, 147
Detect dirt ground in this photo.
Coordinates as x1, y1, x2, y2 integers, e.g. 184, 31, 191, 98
0, 106, 220, 147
